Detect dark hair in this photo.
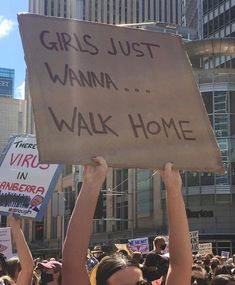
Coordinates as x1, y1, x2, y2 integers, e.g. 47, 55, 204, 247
0, 253, 8, 276
96, 254, 141, 285
153, 236, 165, 248
6, 257, 21, 281
210, 274, 235, 285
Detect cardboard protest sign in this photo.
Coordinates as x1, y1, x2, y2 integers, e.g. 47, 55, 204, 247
115, 243, 133, 255
128, 237, 149, 253
0, 227, 13, 259
190, 231, 199, 252
18, 13, 224, 173
198, 243, 213, 255
0, 135, 63, 221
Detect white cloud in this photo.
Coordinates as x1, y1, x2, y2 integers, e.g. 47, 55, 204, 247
16, 81, 25, 99
0, 16, 15, 39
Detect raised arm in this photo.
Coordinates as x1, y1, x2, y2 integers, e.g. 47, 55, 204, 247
62, 156, 108, 285
8, 213, 34, 285
161, 163, 192, 285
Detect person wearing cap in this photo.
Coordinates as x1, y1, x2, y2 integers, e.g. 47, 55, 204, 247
37, 260, 62, 285
91, 245, 106, 262
62, 158, 192, 285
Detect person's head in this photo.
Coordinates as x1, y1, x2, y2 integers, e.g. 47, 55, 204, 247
131, 252, 143, 264
6, 257, 21, 281
153, 236, 167, 253
37, 260, 62, 285
96, 254, 147, 285
191, 264, 207, 285
211, 258, 221, 271
92, 245, 105, 260
0, 275, 15, 285
0, 254, 8, 277
209, 274, 235, 285
214, 265, 232, 276
30, 195, 44, 207
117, 250, 129, 259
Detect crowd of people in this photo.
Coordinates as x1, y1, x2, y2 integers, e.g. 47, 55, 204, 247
0, 157, 234, 285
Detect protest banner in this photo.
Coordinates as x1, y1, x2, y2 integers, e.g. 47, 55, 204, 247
0, 227, 13, 259
190, 231, 199, 253
0, 135, 63, 221
18, 14, 224, 173
221, 251, 230, 258
128, 237, 149, 253
198, 243, 213, 255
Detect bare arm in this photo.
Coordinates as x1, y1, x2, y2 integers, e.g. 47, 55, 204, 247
62, 157, 108, 285
8, 213, 34, 285
161, 163, 192, 285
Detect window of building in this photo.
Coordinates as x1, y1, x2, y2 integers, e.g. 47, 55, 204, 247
230, 91, 235, 113
51, 0, 54, 16
230, 115, 235, 137
187, 195, 200, 207
231, 139, 235, 162
187, 172, 200, 186
35, 222, 44, 240
114, 169, 128, 193
44, 0, 48, 15
214, 15, 219, 31
24, 221, 30, 241
208, 0, 213, 11
201, 194, 214, 206
51, 216, 57, 239
219, 13, 224, 28
137, 169, 153, 216
116, 201, 128, 230
225, 9, 230, 25
63, 164, 72, 176
201, 172, 215, 185
215, 115, 229, 137
231, 162, 235, 185
203, 23, 208, 37
0, 216, 7, 227
202, 92, 213, 114
203, 0, 208, 13
214, 0, 219, 8
231, 6, 235, 21
208, 19, 214, 34
214, 91, 228, 113
63, 187, 75, 214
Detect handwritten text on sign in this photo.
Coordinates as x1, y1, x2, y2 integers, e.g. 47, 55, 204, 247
18, 14, 224, 173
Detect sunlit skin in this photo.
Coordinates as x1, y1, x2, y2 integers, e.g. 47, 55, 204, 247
106, 266, 143, 285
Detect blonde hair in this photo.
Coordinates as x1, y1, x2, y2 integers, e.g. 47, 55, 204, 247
0, 275, 15, 285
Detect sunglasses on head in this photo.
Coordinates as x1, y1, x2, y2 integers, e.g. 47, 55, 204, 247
191, 277, 208, 285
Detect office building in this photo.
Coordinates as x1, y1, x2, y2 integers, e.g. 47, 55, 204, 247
0, 68, 14, 98
178, 0, 235, 253
29, 0, 182, 24
0, 97, 26, 154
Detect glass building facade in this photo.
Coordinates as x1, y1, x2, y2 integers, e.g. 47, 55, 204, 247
0, 68, 14, 98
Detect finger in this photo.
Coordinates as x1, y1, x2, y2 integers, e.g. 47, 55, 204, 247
92, 156, 107, 167
164, 162, 174, 172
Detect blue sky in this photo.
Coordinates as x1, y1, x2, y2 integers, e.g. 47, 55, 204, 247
0, 1, 28, 99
